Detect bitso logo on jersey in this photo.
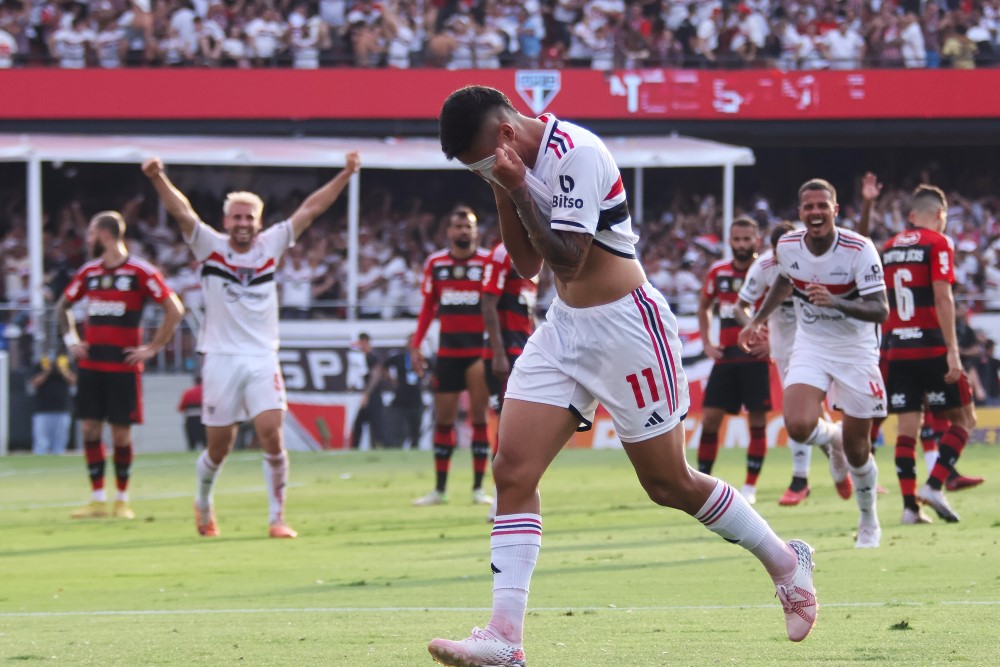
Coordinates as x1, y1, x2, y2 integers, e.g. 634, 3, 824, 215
515, 70, 561, 115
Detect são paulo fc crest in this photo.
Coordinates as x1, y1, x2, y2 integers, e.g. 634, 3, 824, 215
515, 71, 561, 115
237, 267, 256, 286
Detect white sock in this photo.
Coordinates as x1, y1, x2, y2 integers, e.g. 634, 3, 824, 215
849, 456, 879, 525
195, 450, 222, 512
487, 513, 541, 645
805, 419, 836, 447
92, 489, 107, 502
263, 451, 289, 525
790, 439, 812, 478
924, 450, 939, 477
694, 480, 795, 581
115, 491, 128, 502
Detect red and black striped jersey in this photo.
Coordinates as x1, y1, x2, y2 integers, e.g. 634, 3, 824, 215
63, 256, 172, 373
702, 259, 757, 361
413, 248, 491, 358
883, 227, 955, 361
481, 243, 538, 359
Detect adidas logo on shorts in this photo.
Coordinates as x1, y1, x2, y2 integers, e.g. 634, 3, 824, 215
644, 411, 665, 428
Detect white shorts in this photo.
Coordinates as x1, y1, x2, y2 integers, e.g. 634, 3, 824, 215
784, 348, 887, 419
505, 283, 690, 444
774, 354, 791, 380
201, 353, 287, 427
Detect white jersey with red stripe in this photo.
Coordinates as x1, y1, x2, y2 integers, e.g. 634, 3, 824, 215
738, 249, 797, 363
775, 227, 886, 363
523, 114, 639, 258
186, 219, 294, 355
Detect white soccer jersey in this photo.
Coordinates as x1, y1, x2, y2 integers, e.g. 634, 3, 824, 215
186, 219, 294, 355
776, 227, 885, 363
739, 249, 797, 362
524, 114, 639, 258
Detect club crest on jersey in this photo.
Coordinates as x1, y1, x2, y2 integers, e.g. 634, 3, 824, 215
467, 266, 483, 281
515, 70, 561, 115
114, 276, 132, 291
237, 267, 256, 286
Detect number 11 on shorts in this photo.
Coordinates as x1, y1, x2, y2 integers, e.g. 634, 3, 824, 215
626, 368, 660, 409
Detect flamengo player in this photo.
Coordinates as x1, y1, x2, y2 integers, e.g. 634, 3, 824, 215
411, 207, 494, 507
428, 86, 817, 667
737, 221, 852, 506
58, 211, 184, 519
882, 185, 978, 524
696, 217, 772, 505
740, 178, 888, 549
142, 152, 361, 538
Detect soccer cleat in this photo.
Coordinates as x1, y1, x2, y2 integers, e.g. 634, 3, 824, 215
916, 484, 960, 523
268, 523, 298, 539
779, 485, 810, 506
946, 474, 984, 492
194, 503, 220, 537
855, 522, 882, 548
428, 627, 526, 667
901, 507, 933, 525
876, 484, 890, 495
413, 490, 448, 507
834, 477, 854, 500
774, 540, 817, 642
112, 500, 135, 519
71, 500, 109, 519
472, 489, 494, 506
827, 425, 852, 499
739, 484, 757, 505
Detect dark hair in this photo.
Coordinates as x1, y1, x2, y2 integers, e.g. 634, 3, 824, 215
358, 332, 370, 342
439, 86, 517, 160
912, 184, 947, 212
798, 178, 837, 203
732, 216, 759, 233
92, 211, 126, 239
769, 220, 797, 247
450, 205, 477, 223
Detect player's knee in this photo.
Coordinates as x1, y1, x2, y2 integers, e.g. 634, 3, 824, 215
784, 419, 814, 444
492, 455, 541, 495
639, 477, 685, 509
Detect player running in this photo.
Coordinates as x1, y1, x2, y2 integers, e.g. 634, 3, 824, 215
410, 207, 494, 507
882, 185, 978, 524
58, 211, 184, 519
740, 178, 888, 549
696, 217, 773, 504
427, 85, 817, 667
142, 151, 360, 538
736, 221, 853, 506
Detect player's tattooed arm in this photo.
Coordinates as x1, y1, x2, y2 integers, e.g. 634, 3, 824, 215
509, 185, 591, 284
492, 183, 542, 279
806, 286, 888, 323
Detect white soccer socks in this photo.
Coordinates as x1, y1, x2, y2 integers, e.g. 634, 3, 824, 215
805, 419, 837, 448
790, 439, 813, 479
195, 450, 222, 512
488, 514, 542, 645
849, 455, 879, 521
263, 451, 289, 525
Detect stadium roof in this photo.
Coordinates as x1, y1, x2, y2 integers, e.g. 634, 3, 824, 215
0, 133, 754, 169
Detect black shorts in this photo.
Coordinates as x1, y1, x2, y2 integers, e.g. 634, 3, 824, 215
703, 360, 772, 415
75, 368, 144, 425
485, 354, 520, 410
433, 356, 483, 393
887, 356, 973, 414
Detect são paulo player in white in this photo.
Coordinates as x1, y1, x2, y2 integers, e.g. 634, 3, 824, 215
427, 85, 817, 667
736, 221, 853, 506
739, 178, 889, 549
143, 152, 361, 538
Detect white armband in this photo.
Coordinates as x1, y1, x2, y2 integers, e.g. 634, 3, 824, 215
63, 330, 81, 348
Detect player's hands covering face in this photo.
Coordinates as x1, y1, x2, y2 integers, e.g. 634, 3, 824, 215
491, 144, 527, 192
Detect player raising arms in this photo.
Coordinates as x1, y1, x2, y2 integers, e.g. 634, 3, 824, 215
427, 85, 817, 667
736, 221, 853, 506
882, 185, 978, 524
143, 152, 360, 538
59, 211, 184, 519
410, 207, 494, 507
740, 179, 889, 549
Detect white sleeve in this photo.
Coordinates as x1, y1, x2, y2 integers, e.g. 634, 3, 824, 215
855, 239, 886, 296
185, 219, 226, 262
548, 146, 604, 236
738, 258, 766, 304
258, 219, 296, 260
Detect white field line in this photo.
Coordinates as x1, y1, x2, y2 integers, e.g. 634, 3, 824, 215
0, 482, 305, 510
1, 601, 998, 618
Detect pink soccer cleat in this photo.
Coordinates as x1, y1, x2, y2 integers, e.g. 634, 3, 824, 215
775, 540, 818, 642
194, 503, 219, 537
268, 523, 298, 538
779, 485, 811, 506
428, 627, 526, 667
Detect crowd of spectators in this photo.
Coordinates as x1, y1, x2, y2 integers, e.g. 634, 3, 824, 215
3, 0, 1000, 70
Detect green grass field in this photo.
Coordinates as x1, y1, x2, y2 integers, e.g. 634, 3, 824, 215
2, 445, 998, 666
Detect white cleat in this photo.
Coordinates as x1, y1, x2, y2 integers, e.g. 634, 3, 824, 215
775, 540, 818, 642
901, 507, 933, 525
740, 484, 757, 505
916, 484, 960, 523
855, 522, 882, 549
472, 488, 494, 506
413, 490, 448, 507
428, 627, 526, 667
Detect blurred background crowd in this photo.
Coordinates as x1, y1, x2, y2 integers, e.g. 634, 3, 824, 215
3, 0, 1000, 70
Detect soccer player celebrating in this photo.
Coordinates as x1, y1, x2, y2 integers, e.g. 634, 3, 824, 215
58, 211, 184, 519
410, 207, 494, 507
142, 151, 360, 538
882, 185, 978, 524
428, 85, 817, 667
740, 179, 888, 549
696, 217, 773, 504
737, 221, 853, 506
